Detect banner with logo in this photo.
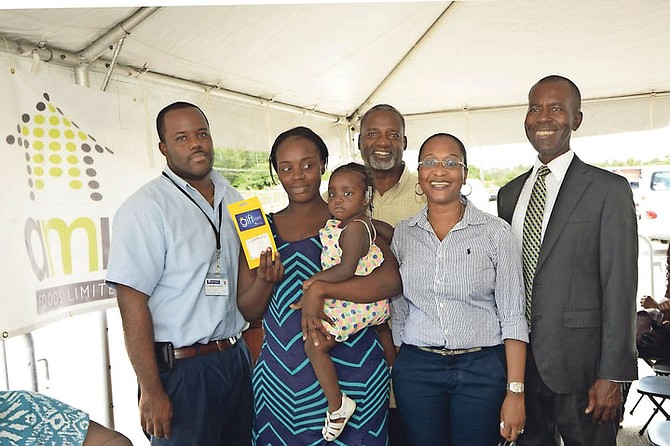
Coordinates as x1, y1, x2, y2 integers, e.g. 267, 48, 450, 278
0, 69, 161, 338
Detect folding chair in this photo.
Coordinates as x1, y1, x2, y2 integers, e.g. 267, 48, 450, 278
647, 420, 670, 446
635, 375, 670, 435
630, 358, 670, 416
655, 359, 670, 376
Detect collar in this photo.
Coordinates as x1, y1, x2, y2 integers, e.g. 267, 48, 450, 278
398, 162, 412, 184
162, 166, 229, 191
386, 162, 413, 190
407, 198, 486, 230
533, 149, 574, 183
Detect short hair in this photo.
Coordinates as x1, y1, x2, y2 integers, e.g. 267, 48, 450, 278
532, 75, 582, 109
268, 126, 329, 184
156, 101, 209, 143
359, 104, 405, 135
330, 162, 375, 210
418, 133, 468, 168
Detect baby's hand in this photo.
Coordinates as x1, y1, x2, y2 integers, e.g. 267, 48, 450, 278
290, 298, 302, 311
302, 278, 315, 291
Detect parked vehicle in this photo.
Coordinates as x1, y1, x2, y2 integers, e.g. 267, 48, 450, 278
611, 165, 670, 242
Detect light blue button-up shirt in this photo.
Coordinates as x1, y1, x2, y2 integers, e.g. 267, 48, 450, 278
390, 199, 528, 349
106, 167, 247, 347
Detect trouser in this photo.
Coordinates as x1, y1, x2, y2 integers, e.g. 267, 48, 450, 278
516, 344, 617, 446
392, 344, 506, 446
152, 339, 254, 446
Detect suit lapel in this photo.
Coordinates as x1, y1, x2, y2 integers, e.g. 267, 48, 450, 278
500, 170, 531, 223
536, 156, 592, 271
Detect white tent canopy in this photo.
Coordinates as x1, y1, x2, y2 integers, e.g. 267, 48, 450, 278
1, 5, 668, 437
1, 0, 670, 155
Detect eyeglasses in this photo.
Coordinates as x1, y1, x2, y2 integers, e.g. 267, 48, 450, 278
418, 159, 466, 170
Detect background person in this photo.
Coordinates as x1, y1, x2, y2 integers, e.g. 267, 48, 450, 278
0, 390, 132, 446
497, 75, 638, 446
391, 133, 528, 445
237, 126, 401, 445
357, 103, 424, 446
358, 104, 425, 228
106, 102, 252, 445
636, 244, 670, 359
640, 243, 670, 315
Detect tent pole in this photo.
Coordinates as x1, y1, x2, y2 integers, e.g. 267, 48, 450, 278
100, 37, 125, 92
79, 7, 161, 63
100, 311, 115, 428
0, 37, 340, 123
1, 339, 9, 390
74, 63, 90, 87
400, 91, 670, 119
349, 1, 460, 124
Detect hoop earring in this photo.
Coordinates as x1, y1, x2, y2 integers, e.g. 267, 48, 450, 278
460, 182, 472, 197
414, 182, 425, 196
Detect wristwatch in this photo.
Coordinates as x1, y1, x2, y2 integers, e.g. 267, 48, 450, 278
506, 382, 525, 393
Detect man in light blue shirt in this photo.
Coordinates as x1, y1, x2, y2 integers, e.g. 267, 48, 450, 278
106, 102, 252, 445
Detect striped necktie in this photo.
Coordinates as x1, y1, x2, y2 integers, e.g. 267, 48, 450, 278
522, 165, 551, 323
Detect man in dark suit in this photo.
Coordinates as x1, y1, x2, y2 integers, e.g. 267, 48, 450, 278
497, 75, 638, 445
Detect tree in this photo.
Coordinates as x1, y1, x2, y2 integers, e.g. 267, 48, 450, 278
213, 148, 273, 190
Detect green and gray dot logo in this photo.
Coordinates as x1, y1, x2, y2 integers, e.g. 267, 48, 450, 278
5, 92, 115, 201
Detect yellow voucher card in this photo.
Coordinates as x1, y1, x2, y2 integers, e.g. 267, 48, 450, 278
227, 196, 277, 269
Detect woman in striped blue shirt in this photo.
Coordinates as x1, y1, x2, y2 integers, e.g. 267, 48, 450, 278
390, 133, 529, 445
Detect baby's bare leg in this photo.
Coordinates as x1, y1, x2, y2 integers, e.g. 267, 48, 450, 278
305, 335, 342, 412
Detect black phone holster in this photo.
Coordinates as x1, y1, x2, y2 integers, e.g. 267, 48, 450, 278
154, 342, 176, 371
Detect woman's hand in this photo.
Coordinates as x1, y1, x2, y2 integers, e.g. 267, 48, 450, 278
256, 248, 283, 284
289, 280, 332, 345
237, 248, 283, 321
499, 392, 525, 442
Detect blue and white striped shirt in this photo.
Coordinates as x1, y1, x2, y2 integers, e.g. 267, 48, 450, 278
390, 199, 528, 348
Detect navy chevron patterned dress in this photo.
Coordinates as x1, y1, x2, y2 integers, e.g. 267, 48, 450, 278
252, 216, 389, 446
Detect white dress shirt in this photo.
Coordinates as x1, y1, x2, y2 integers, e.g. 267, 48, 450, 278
511, 150, 575, 252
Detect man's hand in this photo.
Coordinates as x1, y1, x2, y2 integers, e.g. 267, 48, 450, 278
139, 388, 173, 439
585, 379, 622, 423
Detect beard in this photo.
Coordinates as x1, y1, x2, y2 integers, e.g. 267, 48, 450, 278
367, 155, 397, 171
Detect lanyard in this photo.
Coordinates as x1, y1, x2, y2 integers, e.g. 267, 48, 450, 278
162, 172, 224, 272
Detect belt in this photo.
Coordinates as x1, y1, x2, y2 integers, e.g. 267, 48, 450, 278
174, 334, 242, 360
417, 345, 483, 356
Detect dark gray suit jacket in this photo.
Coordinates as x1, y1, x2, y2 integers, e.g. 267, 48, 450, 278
497, 155, 638, 394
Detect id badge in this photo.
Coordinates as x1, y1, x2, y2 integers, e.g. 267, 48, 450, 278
205, 272, 229, 296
